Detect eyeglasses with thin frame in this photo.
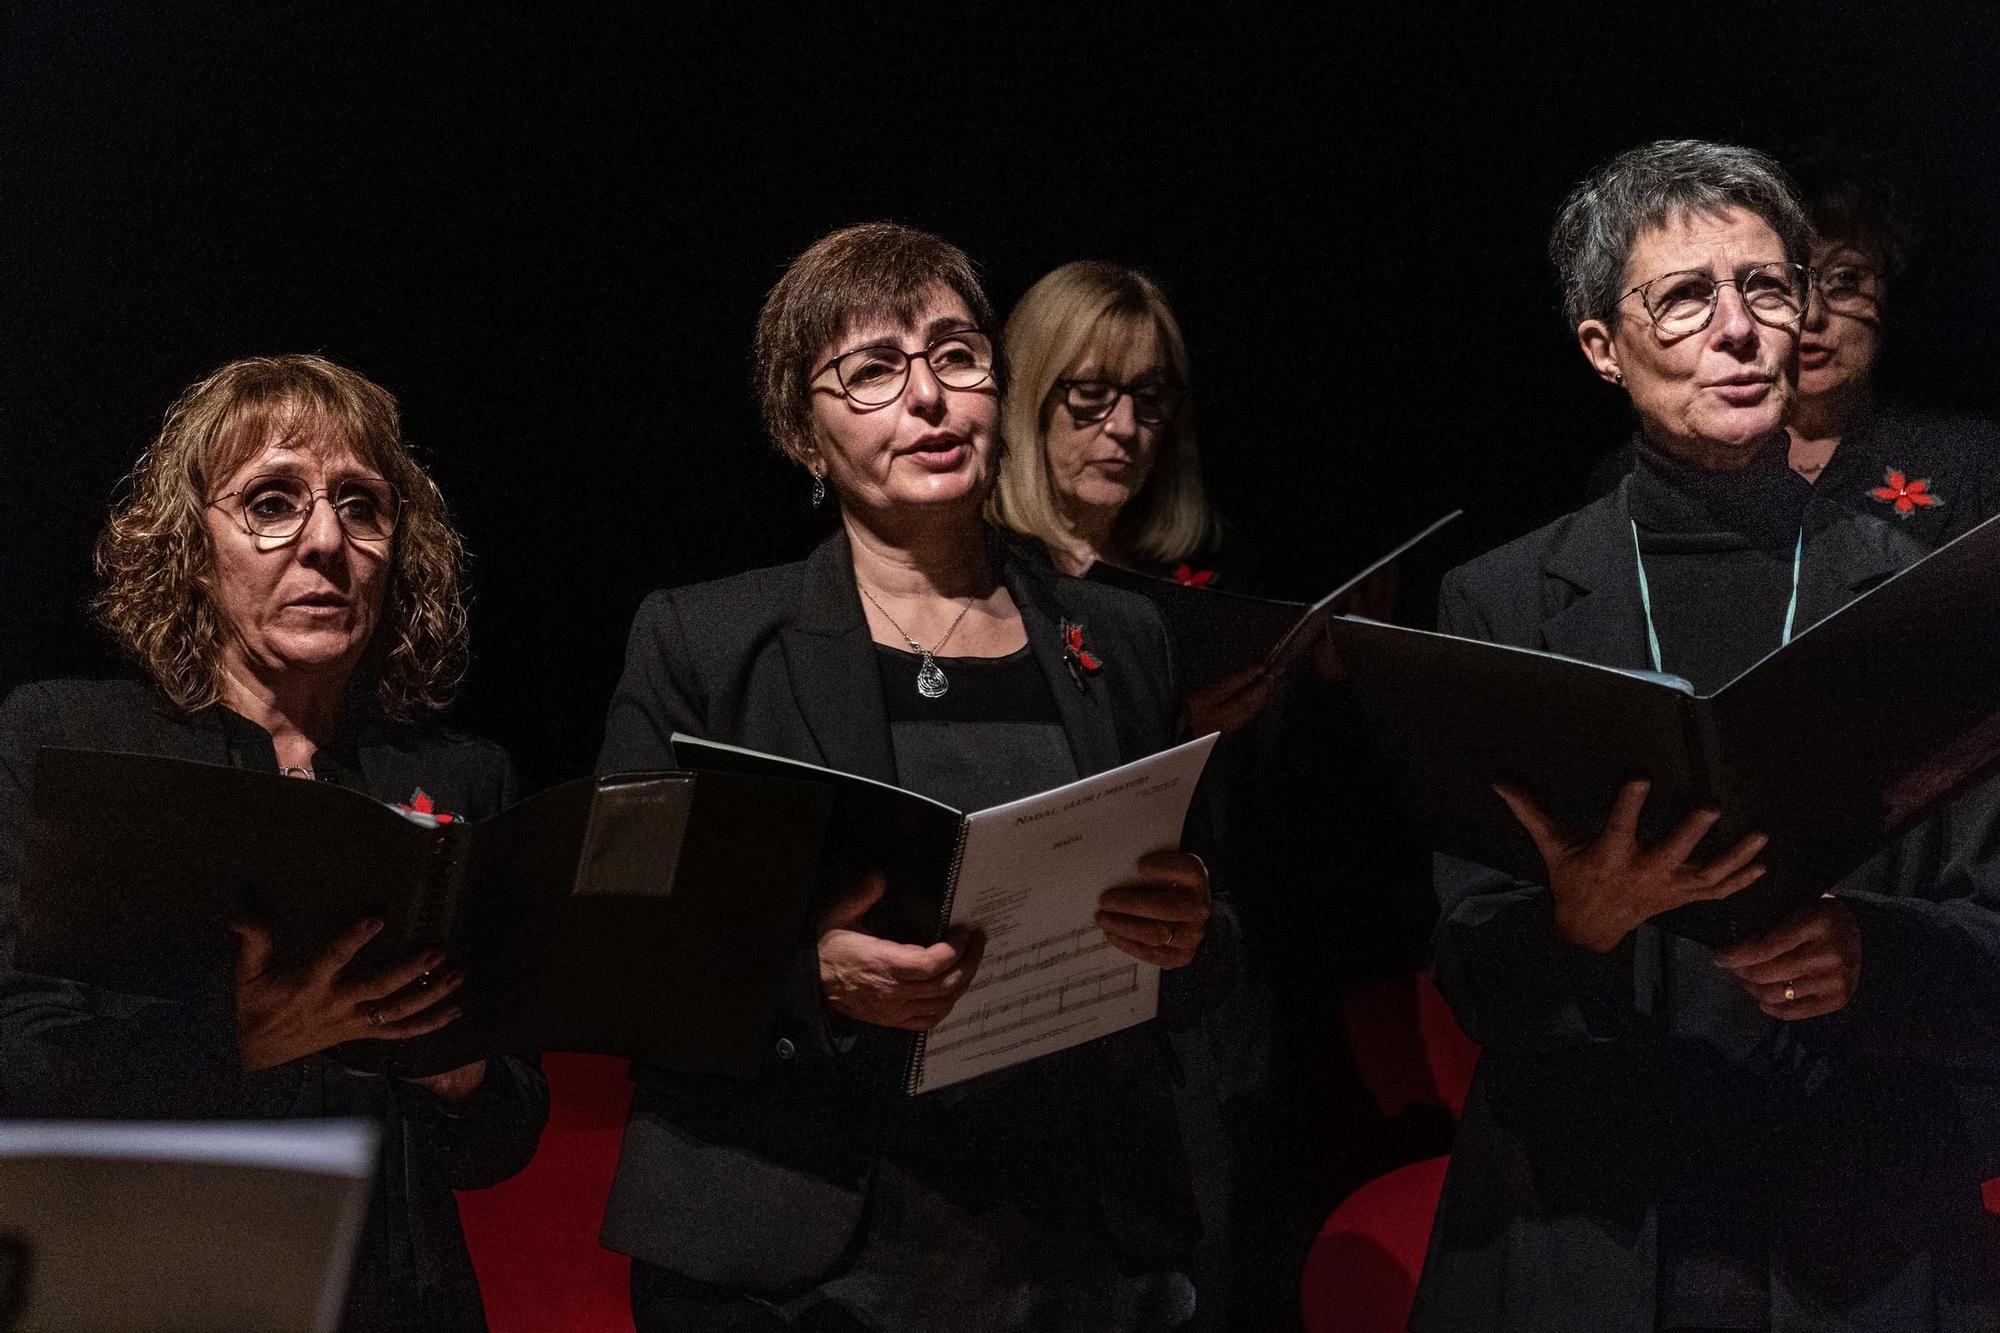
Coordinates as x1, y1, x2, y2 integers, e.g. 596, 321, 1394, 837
820, 328, 995, 407
1056, 377, 1184, 427
1619, 261, 1810, 337
209, 474, 402, 542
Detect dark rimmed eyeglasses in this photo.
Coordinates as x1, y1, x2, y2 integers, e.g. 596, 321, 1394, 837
208, 474, 402, 542
1619, 261, 1810, 337
820, 328, 995, 407
1814, 262, 1883, 316
1056, 377, 1184, 426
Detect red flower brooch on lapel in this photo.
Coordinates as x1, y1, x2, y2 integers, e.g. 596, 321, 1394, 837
1174, 563, 1216, 588
392, 788, 458, 827
1869, 468, 1943, 518
1061, 620, 1102, 689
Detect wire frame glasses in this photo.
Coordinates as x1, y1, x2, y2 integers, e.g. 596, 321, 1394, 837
822, 328, 994, 407
1621, 261, 1810, 337
210, 474, 402, 542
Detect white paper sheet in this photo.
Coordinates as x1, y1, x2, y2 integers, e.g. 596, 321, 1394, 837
911, 732, 1218, 1092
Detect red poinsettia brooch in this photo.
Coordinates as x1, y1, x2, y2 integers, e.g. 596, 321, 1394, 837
1061, 619, 1102, 689
1173, 564, 1216, 588
392, 788, 458, 827
1869, 468, 1943, 518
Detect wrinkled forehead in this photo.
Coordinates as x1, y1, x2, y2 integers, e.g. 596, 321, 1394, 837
1065, 309, 1164, 380
1624, 205, 1786, 285
203, 395, 382, 490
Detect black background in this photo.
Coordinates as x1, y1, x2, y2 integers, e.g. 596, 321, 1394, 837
5, 3, 1998, 786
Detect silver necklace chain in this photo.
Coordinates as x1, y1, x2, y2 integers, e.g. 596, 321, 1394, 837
858, 584, 976, 699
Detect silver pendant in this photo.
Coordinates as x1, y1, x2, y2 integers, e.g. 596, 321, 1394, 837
916, 654, 949, 699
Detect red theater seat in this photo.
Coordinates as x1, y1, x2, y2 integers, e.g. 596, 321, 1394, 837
1300, 1155, 1449, 1333
457, 1053, 637, 1333
1340, 970, 1479, 1119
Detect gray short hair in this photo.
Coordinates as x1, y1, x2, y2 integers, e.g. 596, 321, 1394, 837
1550, 139, 1813, 329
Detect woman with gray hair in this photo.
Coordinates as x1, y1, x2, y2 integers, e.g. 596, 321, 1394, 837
1411, 140, 2000, 1332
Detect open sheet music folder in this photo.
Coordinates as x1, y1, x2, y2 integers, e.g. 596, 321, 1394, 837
670, 732, 1219, 1093
19, 752, 833, 1077
1326, 508, 2000, 946
1082, 510, 1463, 698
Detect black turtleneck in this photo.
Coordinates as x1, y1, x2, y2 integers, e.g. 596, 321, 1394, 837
1628, 434, 1822, 1331
1627, 435, 1815, 695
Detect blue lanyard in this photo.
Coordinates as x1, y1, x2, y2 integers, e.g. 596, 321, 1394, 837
1630, 520, 1803, 675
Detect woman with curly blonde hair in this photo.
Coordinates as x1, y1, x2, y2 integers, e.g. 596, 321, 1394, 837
1, 354, 546, 1332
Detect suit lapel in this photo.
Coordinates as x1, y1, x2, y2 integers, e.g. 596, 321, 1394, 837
1539, 481, 1657, 673
1796, 502, 1934, 627
1002, 544, 1124, 778
779, 531, 898, 784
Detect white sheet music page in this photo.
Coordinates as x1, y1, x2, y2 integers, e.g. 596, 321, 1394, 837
911, 732, 1218, 1093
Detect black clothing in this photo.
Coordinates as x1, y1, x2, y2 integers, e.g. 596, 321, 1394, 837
596, 528, 1229, 1329
1585, 401, 2000, 529
1627, 439, 1814, 693
1122, 518, 1265, 595
819, 645, 1190, 1329
0, 678, 549, 1333
875, 644, 1074, 815
1410, 446, 2000, 1333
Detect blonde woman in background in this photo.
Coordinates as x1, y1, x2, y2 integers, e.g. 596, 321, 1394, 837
991, 261, 1255, 589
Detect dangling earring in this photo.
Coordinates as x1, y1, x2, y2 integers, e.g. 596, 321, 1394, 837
810, 469, 827, 509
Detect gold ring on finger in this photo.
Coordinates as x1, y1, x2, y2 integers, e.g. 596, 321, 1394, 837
366, 1002, 387, 1028
1164, 923, 1178, 948
1782, 981, 1796, 1003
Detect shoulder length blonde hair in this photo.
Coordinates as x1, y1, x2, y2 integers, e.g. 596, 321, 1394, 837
989, 261, 1216, 564
93, 354, 469, 719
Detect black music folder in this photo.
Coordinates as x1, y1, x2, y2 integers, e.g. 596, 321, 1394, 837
18, 751, 834, 1077
1326, 510, 2000, 946
669, 733, 1217, 1092
1082, 510, 1463, 697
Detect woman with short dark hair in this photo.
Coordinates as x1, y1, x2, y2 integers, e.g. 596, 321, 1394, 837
1413, 140, 2000, 1333
1782, 144, 2000, 515
0, 354, 548, 1332
598, 222, 1226, 1331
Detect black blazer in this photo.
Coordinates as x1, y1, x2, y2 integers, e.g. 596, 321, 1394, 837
0, 678, 550, 1333
1410, 479, 2000, 1333
595, 528, 1223, 1292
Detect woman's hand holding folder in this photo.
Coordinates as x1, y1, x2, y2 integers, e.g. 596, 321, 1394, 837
1095, 849, 1211, 969
1495, 778, 1771, 955
816, 872, 986, 1031
1712, 897, 1862, 1021
230, 917, 464, 1072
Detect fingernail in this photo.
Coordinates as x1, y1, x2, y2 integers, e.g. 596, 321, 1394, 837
420, 950, 447, 969
365, 918, 386, 934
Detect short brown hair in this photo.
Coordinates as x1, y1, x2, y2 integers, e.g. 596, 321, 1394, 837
93, 354, 470, 718
754, 222, 998, 466
989, 261, 1216, 563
